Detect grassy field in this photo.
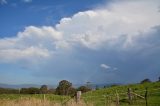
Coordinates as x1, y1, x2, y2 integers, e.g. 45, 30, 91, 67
0, 94, 72, 105
82, 82, 160, 106
0, 94, 91, 106
0, 82, 160, 106
0, 94, 70, 102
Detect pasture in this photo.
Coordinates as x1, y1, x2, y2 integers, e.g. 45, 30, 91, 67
0, 82, 160, 106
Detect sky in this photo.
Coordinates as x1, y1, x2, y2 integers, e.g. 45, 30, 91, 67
0, 0, 160, 85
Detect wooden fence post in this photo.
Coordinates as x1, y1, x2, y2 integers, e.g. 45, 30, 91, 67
43, 94, 46, 106
115, 90, 119, 106
76, 91, 81, 103
43, 94, 46, 101
128, 88, 132, 104
19, 88, 21, 94
145, 88, 148, 106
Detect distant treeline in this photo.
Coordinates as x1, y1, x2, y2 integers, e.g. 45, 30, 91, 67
0, 80, 91, 96
0, 87, 54, 94
1, 78, 158, 95
0, 88, 19, 94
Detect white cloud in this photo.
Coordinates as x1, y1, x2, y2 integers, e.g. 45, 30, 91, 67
100, 64, 111, 70
56, 0, 160, 49
22, 0, 32, 3
0, 26, 61, 63
100, 64, 118, 71
0, 0, 160, 63
0, 0, 7, 5
113, 67, 118, 71
17, 26, 62, 41
0, 47, 51, 63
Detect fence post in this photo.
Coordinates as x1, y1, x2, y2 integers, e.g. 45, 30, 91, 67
43, 94, 46, 106
19, 88, 21, 94
145, 88, 148, 106
76, 91, 81, 103
128, 88, 132, 104
43, 94, 46, 101
115, 90, 119, 106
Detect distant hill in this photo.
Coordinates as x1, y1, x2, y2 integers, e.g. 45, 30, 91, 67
91, 83, 122, 88
0, 83, 122, 89
0, 83, 56, 89
73, 83, 122, 89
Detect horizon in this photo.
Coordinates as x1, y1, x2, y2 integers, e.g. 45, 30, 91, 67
0, 77, 156, 86
0, 0, 160, 85
0, 80, 123, 86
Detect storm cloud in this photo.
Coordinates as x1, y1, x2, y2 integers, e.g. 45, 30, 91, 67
0, 0, 160, 84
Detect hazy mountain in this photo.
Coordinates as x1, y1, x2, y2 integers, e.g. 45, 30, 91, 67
0, 83, 122, 89
73, 83, 122, 89
0, 83, 56, 89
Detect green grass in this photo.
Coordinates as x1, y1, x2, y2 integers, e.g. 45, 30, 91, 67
82, 82, 160, 106
0, 82, 159, 106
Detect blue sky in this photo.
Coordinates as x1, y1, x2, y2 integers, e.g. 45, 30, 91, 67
0, 0, 107, 37
0, 0, 160, 85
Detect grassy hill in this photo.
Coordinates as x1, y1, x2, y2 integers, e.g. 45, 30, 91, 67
82, 82, 160, 106
0, 82, 159, 106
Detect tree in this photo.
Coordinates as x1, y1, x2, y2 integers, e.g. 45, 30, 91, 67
40, 85, 48, 94
20, 87, 40, 94
95, 85, 99, 90
56, 80, 72, 95
140, 78, 151, 84
0, 88, 19, 94
77, 86, 91, 93
86, 81, 92, 89
47, 88, 55, 94
68, 87, 77, 97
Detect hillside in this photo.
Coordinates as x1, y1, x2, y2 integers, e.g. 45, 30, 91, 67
82, 82, 160, 106
0, 82, 159, 106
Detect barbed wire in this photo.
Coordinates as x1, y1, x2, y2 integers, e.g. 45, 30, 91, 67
82, 88, 160, 99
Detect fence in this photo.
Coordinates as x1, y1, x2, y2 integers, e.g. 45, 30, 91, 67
41, 87, 160, 106
79, 87, 160, 106
1, 88, 159, 106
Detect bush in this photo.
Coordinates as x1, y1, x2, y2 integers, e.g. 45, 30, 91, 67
20, 87, 40, 94
55, 80, 75, 96
40, 85, 48, 94
77, 86, 91, 93
140, 78, 151, 84
0, 88, 19, 94
47, 88, 55, 94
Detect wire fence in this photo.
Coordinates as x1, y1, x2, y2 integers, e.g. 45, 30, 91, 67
79, 87, 160, 106
1, 87, 159, 106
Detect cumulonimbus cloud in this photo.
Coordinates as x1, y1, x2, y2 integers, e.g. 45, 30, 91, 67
0, 0, 160, 63
56, 0, 160, 49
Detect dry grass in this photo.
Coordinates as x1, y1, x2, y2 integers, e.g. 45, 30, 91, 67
0, 98, 96, 106
0, 98, 57, 106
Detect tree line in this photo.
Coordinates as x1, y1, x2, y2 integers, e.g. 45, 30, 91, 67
1, 78, 159, 95
0, 80, 91, 95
